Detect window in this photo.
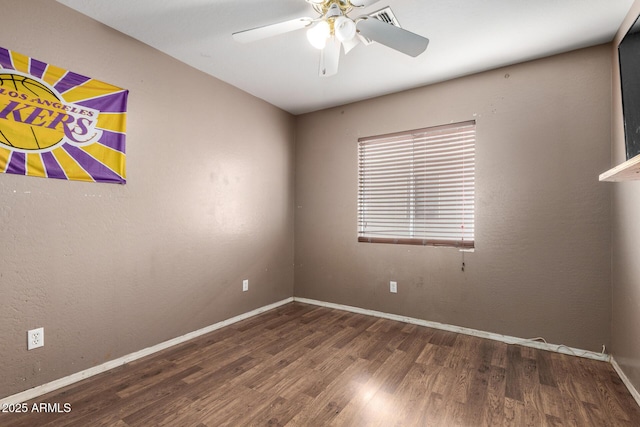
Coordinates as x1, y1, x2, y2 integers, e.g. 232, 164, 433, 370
357, 120, 475, 248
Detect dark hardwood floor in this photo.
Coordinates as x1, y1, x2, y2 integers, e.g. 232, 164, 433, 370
2, 302, 639, 426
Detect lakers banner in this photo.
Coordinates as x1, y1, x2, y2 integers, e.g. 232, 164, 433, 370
0, 47, 128, 184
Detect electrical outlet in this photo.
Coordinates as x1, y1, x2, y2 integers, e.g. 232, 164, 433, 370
390, 281, 398, 293
242, 279, 249, 292
27, 327, 44, 350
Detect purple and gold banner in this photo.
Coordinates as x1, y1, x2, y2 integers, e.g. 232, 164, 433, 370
0, 47, 128, 184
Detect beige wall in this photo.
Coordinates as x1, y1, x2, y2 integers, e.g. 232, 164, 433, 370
295, 45, 612, 352
0, 0, 295, 398
611, 0, 640, 395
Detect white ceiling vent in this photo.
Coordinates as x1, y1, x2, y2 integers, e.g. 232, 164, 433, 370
371, 7, 401, 27
360, 7, 401, 45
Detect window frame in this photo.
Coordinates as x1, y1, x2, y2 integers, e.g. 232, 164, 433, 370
357, 120, 476, 248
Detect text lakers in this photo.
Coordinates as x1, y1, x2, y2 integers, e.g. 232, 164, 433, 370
0, 89, 99, 145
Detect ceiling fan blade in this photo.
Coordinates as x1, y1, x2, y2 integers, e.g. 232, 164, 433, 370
233, 17, 314, 43
356, 17, 429, 57
319, 37, 341, 77
350, 0, 381, 7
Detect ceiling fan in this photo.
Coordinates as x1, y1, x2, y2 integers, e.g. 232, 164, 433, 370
232, 0, 429, 77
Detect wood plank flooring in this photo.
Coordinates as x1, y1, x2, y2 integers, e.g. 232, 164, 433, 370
2, 302, 639, 426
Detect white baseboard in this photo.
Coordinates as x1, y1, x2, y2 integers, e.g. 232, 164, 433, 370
0, 297, 293, 405
293, 297, 610, 362
611, 356, 640, 408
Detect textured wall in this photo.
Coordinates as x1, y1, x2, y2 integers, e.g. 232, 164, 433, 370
0, 0, 295, 398
611, 0, 640, 396
295, 45, 612, 352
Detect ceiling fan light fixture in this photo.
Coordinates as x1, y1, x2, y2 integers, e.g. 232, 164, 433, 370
334, 16, 356, 42
307, 20, 330, 49
342, 34, 360, 53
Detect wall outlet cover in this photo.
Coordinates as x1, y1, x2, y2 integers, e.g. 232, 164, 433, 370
390, 281, 398, 293
243, 279, 249, 292
28, 327, 44, 350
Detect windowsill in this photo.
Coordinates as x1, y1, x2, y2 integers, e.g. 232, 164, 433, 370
357, 236, 474, 249
599, 154, 640, 181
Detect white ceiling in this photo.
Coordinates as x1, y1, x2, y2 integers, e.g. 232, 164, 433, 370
56, 0, 633, 115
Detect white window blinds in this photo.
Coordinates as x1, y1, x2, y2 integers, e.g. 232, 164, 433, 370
358, 120, 475, 248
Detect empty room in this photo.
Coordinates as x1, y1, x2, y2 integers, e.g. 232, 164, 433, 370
2, 0, 640, 425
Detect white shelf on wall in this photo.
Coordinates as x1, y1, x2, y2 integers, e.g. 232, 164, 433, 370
599, 154, 640, 181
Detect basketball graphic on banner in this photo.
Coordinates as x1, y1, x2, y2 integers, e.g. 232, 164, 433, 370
0, 72, 65, 151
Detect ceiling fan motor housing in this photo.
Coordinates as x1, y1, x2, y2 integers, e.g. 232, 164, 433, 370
308, 0, 354, 15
